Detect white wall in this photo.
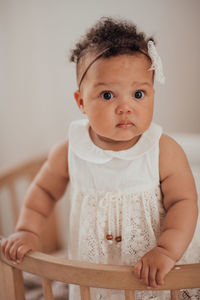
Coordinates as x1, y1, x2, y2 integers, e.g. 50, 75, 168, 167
1, 0, 200, 170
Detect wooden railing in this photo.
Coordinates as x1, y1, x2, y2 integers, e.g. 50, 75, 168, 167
1, 238, 200, 300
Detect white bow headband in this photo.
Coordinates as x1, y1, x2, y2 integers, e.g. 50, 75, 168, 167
147, 41, 165, 84
78, 40, 165, 88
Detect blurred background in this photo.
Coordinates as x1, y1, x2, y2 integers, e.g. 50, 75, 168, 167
0, 0, 200, 171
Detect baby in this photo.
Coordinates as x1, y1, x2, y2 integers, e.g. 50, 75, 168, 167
1, 17, 199, 299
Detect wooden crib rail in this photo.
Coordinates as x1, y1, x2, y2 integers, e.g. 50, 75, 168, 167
1, 238, 200, 300
0, 156, 47, 185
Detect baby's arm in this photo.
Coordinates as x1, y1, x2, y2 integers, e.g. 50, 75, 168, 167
134, 134, 198, 288
1, 140, 69, 263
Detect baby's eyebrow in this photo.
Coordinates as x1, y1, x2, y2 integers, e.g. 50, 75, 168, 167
93, 82, 113, 87
93, 81, 152, 88
131, 81, 152, 87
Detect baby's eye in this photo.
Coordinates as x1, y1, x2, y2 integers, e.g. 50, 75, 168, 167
133, 90, 145, 99
100, 91, 114, 100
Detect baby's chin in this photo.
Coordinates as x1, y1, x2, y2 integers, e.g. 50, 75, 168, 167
111, 133, 142, 142
106, 134, 142, 147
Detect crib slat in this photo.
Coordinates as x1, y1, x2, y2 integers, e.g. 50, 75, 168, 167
0, 259, 25, 300
125, 289, 135, 299
80, 286, 91, 300
171, 289, 181, 299
42, 277, 54, 300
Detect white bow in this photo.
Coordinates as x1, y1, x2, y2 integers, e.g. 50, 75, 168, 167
148, 40, 165, 84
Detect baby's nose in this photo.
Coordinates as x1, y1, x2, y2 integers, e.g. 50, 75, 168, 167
115, 101, 132, 114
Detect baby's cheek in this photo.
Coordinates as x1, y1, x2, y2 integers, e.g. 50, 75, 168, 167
140, 108, 154, 128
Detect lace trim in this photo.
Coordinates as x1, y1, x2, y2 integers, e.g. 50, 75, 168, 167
77, 187, 165, 265
69, 186, 200, 299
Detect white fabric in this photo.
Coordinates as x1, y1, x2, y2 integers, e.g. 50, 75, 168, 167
147, 40, 165, 84
67, 119, 200, 300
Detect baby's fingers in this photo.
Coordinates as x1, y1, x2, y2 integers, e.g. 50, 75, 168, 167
3, 239, 15, 261
9, 241, 24, 262
156, 259, 175, 286
141, 263, 150, 287
134, 260, 142, 280
156, 267, 170, 286
1, 238, 11, 260
16, 244, 32, 263
1, 238, 8, 253
1, 239, 31, 263
148, 267, 159, 288
135, 260, 150, 286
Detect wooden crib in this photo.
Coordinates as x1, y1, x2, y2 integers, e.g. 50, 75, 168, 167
0, 156, 200, 300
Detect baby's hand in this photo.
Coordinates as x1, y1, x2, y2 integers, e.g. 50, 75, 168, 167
1, 231, 40, 264
134, 246, 175, 288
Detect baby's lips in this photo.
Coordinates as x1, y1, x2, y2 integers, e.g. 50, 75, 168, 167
116, 122, 134, 129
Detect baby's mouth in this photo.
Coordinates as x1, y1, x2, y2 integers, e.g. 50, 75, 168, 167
116, 121, 134, 128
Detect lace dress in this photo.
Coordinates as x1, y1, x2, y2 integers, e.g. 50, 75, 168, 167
67, 119, 200, 300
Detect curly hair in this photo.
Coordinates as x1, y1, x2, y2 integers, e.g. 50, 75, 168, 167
70, 17, 154, 63
69, 17, 155, 86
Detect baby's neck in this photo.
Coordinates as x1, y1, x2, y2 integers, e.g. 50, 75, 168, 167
89, 127, 141, 151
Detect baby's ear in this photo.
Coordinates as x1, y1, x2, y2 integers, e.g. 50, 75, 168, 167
74, 90, 86, 114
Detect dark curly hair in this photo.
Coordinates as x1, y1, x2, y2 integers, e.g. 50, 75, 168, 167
70, 17, 154, 86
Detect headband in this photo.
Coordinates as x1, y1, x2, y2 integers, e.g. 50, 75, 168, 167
78, 40, 165, 88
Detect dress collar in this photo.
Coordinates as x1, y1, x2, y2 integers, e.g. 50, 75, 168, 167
68, 119, 162, 164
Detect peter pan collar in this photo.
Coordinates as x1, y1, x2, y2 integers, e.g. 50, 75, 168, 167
68, 119, 162, 164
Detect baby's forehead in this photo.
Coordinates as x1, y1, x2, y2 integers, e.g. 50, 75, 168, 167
77, 51, 151, 87
97, 53, 150, 66
80, 54, 154, 91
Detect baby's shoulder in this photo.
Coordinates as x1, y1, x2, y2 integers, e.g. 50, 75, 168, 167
159, 134, 187, 157
159, 134, 190, 177
47, 139, 69, 178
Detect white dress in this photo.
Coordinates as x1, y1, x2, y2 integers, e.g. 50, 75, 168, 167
67, 119, 200, 300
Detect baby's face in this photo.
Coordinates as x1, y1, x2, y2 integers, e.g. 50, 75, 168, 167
74, 54, 155, 151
